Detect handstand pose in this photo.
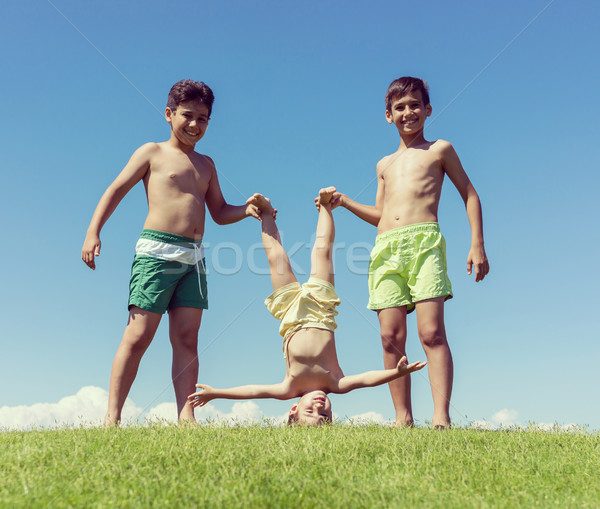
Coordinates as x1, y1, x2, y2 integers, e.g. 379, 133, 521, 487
188, 188, 426, 425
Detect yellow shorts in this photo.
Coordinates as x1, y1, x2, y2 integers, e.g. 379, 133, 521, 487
264, 277, 340, 358
368, 222, 453, 313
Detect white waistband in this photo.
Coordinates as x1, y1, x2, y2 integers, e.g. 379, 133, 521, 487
135, 238, 204, 265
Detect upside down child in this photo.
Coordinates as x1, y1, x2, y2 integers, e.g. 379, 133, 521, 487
188, 188, 426, 425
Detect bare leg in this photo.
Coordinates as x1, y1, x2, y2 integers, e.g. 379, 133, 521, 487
168, 306, 203, 423
105, 307, 162, 426
377, 306, 413, 427
415, 297, 452, 428
248, 194, 297, 291
310, 187, 336, 285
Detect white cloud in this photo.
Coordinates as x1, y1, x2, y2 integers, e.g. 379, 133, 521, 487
527, 422, 582, 433
343, 411, 385, 425
145, 402, 178, 424
491, 408, 519, 426
469, 420, 495, 430
0, 386, 142, 430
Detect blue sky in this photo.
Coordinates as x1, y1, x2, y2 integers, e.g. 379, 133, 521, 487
1, 0, 599, 429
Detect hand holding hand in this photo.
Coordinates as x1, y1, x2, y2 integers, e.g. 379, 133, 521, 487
314, 187, 343, 210
188, 384, 215, 408
246, 193, 277, 220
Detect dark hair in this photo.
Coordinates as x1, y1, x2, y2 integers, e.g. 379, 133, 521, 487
385, 77, 430, 112
167, 79, 215, 116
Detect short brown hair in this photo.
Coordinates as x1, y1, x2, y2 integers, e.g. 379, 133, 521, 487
385, 77, 430, 112
167, 79, 215, 116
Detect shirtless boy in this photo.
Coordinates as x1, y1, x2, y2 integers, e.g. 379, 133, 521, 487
330, 77, 489, 428
82, 79, 261, 425
187, 189, 426, 425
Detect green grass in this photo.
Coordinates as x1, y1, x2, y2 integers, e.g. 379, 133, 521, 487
1, 424, 598, 508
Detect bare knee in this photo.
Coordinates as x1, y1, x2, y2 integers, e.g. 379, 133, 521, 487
170, 326, 199, 351
418, 323, 447, 350
122, 327, 154, 355
380, 324, 407, 355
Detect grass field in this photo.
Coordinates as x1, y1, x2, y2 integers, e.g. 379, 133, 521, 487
2, 424, 598, 508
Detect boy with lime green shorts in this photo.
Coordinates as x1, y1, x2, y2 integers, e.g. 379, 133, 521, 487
329, 77, 489, 428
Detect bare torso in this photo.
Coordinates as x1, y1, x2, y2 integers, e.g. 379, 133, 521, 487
285, 328, 344, 395
142, 142, 214, 240
377, 140, 446, 234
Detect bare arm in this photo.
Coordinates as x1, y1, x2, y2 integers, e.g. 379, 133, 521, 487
326, 163, 384, 226
441, 141, 489, 282
81, 143, 155, 270
204, 160, 260, 225
187, 381, 294, 408
333, 357, 427, 394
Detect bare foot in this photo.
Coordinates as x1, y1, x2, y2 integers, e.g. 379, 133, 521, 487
103, 414, 120, 428
246, 193, 274, 215
318, 186, 337, 205
391, 420, 415, 429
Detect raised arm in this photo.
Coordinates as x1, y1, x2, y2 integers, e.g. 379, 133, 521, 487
334, 356, 426, 394
440, 141, 489, 282
187, 381, 294, 408
204, 159, 260, 224
82, 143, 155, 270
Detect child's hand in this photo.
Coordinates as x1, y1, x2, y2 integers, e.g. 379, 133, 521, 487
396, 356, 427, 375
467, 245, 489, 282
245, 202, 261, 220
314, 189, 344, 210
82, 234, 101, 270
246, 193, 277, 220
188, 384, 215, 408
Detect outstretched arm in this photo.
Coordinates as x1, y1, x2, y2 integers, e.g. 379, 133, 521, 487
334, 356, 427, 394
187, 381, 294, 408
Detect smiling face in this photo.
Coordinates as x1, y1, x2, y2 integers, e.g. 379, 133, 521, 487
288, 390, 332, 426
385, 90, 432, 136
165, 100, 210, 148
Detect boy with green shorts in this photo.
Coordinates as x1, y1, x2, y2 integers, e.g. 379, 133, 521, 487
329, 77, 489, 428
82, 80, 262, 425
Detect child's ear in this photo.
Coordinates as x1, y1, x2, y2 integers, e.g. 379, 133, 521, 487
289, 403, 298, 418
165, 107, 174, 124
385, 109, 393, 124
425, 104, 432, 117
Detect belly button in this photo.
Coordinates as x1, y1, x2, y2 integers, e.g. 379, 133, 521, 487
395, 216, 400, 220
169, 173, 176, 178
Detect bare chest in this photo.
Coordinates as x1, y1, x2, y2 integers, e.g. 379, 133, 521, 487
383, 150, 444, 196
147, 157, 211, 197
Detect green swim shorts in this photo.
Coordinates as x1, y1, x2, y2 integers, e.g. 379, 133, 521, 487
367, 222, 452, 313
128, 229, 208, 314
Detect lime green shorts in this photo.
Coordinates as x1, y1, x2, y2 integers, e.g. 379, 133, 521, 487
367, 223, 452, 313
128, 229, 208, 314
